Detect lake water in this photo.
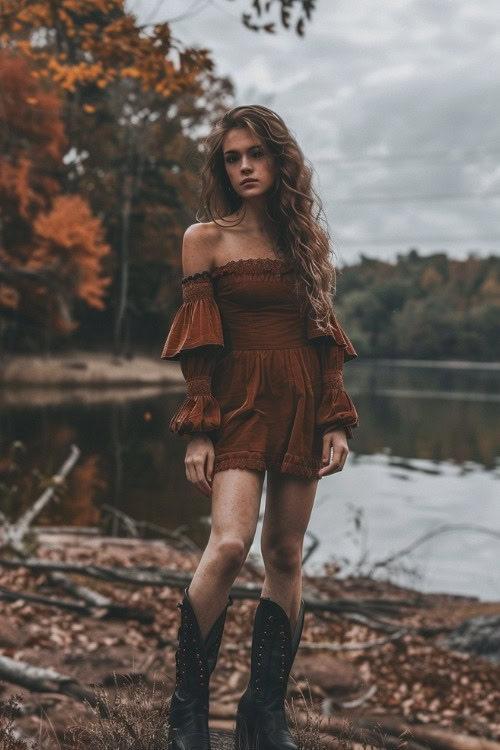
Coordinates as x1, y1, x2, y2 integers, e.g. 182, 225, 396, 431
1, 362, 499, 600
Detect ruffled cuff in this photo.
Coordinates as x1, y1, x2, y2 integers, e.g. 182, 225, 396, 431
307, 312, 358, 362
161, 278, 224, 361
317, 370, 359, 440
169, 376, 221, 437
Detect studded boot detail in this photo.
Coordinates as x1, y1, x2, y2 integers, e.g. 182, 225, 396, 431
235, 596, 305, 750
167, 586, 233, 750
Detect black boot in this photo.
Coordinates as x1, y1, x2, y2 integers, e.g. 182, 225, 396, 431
167, 586, 233, 750
235, 596, 305, 750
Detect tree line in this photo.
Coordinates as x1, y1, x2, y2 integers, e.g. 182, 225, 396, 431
336, 249, 500, 361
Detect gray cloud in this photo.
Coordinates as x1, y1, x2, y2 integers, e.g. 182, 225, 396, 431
127, 0, 500, 263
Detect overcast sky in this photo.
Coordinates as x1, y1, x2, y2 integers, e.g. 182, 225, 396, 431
127, 0, 500, 265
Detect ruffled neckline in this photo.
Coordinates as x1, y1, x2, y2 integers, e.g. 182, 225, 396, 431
182, 257, 291, 284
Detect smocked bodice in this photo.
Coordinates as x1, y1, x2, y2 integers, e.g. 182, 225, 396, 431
195, 258, 306, 351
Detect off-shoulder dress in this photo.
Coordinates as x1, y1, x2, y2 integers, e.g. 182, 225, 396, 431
160, 257, 359, 480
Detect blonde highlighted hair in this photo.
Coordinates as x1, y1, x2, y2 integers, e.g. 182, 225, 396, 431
196, 104, 339, 334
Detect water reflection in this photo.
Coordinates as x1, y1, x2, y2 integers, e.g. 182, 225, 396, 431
1, 363, 499, 598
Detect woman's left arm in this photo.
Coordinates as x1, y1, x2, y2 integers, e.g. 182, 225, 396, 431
316, 340, 359, 477
307, 309, 359, 477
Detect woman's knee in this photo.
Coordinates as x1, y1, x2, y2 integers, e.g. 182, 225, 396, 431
209, 535, 250, 573
261, 538, 303, 574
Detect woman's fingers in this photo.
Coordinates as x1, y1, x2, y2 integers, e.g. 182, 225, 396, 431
206, 450, 215, 485
318, 431, 349, 478
194, 458, 212, 496
185, 442, 213, 496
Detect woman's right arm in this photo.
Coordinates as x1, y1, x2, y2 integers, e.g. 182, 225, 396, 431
160, 225, 224, 495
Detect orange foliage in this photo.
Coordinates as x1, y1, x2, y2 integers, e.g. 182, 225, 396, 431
33, 194, 112, 310
0, 50, 112, 332
0, 156, 43, 219
0, 0, 212, 100
0, 49, 66, 162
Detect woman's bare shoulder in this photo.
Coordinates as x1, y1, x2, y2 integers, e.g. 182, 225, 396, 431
182, 222, 222, 276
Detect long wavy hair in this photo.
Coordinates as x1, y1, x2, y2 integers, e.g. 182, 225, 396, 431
195, 104, 339, 334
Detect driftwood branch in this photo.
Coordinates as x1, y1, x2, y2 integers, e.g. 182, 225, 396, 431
0, 555, 445, 640
0, 444, 81, 553
0, 555, 424, 615
334, 684, 378, 709
0, 654, 97, 706
0, 582, 154, 622
99, 504, 202, 554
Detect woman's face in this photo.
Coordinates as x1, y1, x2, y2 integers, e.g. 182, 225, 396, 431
222, 127, 277, 200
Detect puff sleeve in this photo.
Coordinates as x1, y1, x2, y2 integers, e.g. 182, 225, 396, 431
160, 272, 224, 438
307, 310, 359, 440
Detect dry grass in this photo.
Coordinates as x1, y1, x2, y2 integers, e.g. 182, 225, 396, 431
66, 675, 172, 750
0, 677, 405, 750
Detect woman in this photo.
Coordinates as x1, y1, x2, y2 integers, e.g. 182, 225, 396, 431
161, 104, 359, 750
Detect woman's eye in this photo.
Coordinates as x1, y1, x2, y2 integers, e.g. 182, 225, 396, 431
226, 150, 264, 163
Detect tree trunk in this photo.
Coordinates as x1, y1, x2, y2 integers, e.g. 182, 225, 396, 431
113, 172, 133, 357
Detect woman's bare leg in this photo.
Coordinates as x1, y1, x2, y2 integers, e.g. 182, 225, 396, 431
260, 472, 319, 634
187, 468, 265, 639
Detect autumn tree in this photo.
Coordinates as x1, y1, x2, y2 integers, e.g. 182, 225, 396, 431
0, 0, 232, 355
0, 50, 112, 346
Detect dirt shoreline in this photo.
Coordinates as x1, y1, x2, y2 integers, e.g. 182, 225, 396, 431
2, 528, 500, 745
1, 351, 499, 389
0, 352, 185, 387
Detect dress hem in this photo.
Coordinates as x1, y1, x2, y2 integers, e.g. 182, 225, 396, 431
213, 450, 322, 479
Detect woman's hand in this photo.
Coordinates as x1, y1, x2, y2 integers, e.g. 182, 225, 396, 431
318, 427, 349, 478
185, 433, 215, 497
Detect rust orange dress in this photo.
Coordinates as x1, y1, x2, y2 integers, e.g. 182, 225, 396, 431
160, 257, 359, 479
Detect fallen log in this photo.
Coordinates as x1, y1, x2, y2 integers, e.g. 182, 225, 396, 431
1, 444, 80, 554
0, 583, 154, 623
0, 554, 446, 639
0, 655, 97, 707
0, 556, 424, 615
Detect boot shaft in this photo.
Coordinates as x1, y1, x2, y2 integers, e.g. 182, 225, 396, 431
174, 587, 233, 697
249, 597, 305, 703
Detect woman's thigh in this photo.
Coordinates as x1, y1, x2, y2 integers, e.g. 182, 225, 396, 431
261, 471, 319, 549
210, 468, 265, 549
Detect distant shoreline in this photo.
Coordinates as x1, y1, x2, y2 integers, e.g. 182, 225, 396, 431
0, 352, 185, 388
0, 351, 499, 389
355, 357, 500, 371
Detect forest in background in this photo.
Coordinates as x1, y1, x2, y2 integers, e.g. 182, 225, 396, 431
1, 2, 499, 362
336, 250, 500, 361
